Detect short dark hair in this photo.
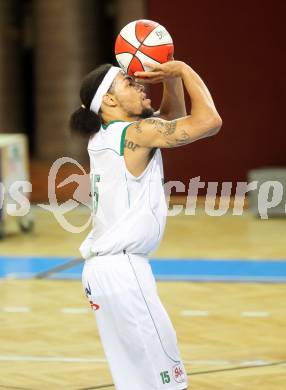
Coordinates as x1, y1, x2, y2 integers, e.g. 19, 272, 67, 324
69, 63, 113, 137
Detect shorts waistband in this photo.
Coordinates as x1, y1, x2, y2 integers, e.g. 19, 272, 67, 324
91, 249, 127, 257
85, 252, 148, 265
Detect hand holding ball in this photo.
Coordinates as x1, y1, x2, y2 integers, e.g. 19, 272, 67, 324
115, 19, 174, 76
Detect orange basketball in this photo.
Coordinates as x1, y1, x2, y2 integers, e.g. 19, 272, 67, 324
115, 19, 174, 76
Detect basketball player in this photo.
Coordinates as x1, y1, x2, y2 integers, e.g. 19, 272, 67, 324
70, 60, 222, 390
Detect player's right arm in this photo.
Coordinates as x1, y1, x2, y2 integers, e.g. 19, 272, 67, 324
128, 61, 222, 149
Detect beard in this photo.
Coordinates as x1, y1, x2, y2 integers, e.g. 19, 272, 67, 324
127, 106, 154, 119
138, 107, 155, 118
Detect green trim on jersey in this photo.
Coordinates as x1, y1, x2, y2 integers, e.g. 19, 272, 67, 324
120, 123, 133, 156
102, 120, 126, 130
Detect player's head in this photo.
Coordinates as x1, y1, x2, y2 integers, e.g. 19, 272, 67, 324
109, 71, 154, 120
70, 63, 154, 137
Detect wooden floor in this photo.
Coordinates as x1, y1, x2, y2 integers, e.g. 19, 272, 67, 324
0, 207, 286, 389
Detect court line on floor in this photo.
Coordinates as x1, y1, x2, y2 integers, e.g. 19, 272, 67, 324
2, 307, 31, 313
188, 359, 286, 375
0, 355, 281, 367
0, 307, 274, 317
76, 385, 112, 390
0, 355, 107, 363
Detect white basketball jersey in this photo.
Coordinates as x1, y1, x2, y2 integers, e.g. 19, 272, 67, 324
79, 120, 167, 259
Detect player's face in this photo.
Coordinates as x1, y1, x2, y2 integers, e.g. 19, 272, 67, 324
112, 73, 154, 118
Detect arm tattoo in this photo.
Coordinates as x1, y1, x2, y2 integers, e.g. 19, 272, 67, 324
124, 138, 140, 152
142, 118, 177, 136
165, 130, 191, 147
136, 118, 191, 147
163, 120, 177, 135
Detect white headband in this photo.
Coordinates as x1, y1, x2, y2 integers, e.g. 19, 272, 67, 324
90, 66, 121, 114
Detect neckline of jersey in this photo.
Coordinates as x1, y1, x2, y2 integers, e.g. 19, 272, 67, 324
101, 120, 126, 130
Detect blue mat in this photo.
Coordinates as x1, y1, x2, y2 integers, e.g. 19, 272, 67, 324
1, 256, 286, 282
0, 256, 73, 278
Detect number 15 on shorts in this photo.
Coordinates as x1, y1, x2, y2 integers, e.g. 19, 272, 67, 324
160, 370, 170, 384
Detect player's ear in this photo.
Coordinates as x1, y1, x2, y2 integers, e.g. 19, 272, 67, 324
102, 93, 117, 108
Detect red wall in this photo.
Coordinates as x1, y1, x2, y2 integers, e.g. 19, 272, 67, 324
147, 0, 285, 185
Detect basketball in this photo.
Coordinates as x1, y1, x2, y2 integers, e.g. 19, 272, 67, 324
115, 19, 174, 76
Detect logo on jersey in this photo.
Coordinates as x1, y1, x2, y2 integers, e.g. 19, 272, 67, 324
89, 300, 100, 311
172, 363, 185, 383
85, 283, 100, 311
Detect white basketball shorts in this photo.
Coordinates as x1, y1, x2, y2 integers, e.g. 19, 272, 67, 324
82, 253, 188, 390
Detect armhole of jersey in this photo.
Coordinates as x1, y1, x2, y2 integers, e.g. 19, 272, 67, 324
120, 122, 134, 156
